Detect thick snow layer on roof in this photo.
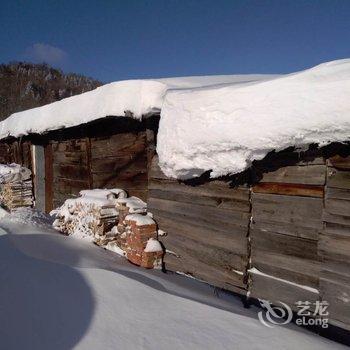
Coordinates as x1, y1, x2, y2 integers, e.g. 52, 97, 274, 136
157, 59, 350, 179
0, 74, 276, 139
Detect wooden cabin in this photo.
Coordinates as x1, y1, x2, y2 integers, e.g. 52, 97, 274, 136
0, 114, 349, 335
0, 115, 159, 212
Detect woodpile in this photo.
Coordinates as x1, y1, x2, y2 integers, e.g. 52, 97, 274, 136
52, 188, 164, 269
52, 189, 127, 241
0, 164, 34, 210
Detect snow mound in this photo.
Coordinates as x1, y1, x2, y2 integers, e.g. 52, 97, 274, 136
0, 75, 276, 139
0, 163, 31, 183
117, 196, 147, 214
157, 59, 350, 179
3, 207, 53, 228
0, 206, 9, 219
125, 213, 155, 226
144, 238, 163, 252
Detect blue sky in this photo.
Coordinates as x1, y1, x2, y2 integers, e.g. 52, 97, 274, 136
1, 0, 350, 82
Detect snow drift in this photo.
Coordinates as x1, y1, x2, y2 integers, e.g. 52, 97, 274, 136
157, 59, 350, 179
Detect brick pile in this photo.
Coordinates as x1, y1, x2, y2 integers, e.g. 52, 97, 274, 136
123, 214, 163, 269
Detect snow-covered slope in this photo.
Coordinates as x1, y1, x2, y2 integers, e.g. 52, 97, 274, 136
0, 74, 276, 139
157, 59, 350, 178
0, 215, 345, 350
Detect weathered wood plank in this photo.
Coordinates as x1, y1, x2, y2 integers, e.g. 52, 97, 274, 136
259, 165, 326, 185
93, 176, 147, 190
91, 154, 147, 173
251, 250, 319, 288
149, 197, 250, 230
327, 155, 350, 170
90, 133, 146, 159
319, 277, 350, 329
249, 271, 319, 310
53, 164, 90, 181
156, 214, 247, 253
52, 139, 87, 153
149, 188, 250, 212
149, 178, 249, 201
252, 193, 323, 230
326, 187, 350, 201
152, 207, 249, 239
53, 151, 88, 165
165, 252, 246, 294
323, 211, 350, 228
327, 167, 350, 190
325, 198, 350, 218
163, 233, 247, 280
54, 178, 90, 195
252, 220, 319, 241
319, 232, 350, 262
253, 182, 323, 198
251, 228, 318, 260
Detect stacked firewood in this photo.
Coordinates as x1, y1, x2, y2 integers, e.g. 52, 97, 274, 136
52, 189, 127, 241
0, 164, 34, 210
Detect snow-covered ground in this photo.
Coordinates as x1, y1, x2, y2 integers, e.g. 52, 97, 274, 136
0, 210, 346, 350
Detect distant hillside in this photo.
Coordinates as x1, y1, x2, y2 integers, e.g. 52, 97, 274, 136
0, 62, 102, 121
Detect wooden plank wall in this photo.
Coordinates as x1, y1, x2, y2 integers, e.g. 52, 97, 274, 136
51, 138, 91, 209
148, 155, 251, 294
48, 131, 149, 209
320, 155, 350, 330
90, 132, 148, 201
0, 140, 32, 169
249, 151, 326, 308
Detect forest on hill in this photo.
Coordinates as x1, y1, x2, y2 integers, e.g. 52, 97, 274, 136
0, 62, 102, 121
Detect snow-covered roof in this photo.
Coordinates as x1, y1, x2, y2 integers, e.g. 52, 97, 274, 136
157, 59, 350, 179
0, 74, 276, 139
1, 58, 349, 179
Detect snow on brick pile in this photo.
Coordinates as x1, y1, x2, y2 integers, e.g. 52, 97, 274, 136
157, 59, 350, 179
116, 196, 147, 214
0, 164, 34, 209
51, 189, 126, 242
0, 74, 276, 139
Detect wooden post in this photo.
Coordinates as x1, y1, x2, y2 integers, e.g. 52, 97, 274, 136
44, 143, 53, 213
